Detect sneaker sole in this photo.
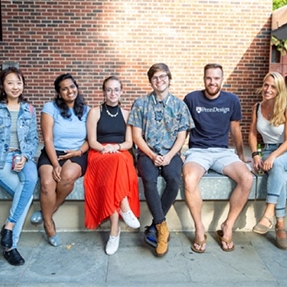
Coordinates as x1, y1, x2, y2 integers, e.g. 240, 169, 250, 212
143, 236, 157, 248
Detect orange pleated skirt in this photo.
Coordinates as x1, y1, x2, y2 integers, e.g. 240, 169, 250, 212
84, 149, 140, 229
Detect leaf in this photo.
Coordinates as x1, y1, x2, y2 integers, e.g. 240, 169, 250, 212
271, 36, 287, 55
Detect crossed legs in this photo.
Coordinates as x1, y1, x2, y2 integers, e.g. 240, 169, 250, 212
109, 196, 135, 236
39, 161, 81, 239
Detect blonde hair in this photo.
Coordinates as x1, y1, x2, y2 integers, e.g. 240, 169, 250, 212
259, 72, 287, 126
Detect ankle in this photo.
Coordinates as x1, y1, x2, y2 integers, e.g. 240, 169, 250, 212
110, 226, 120, 237
4, 222, 14, 230
276, 218, 285, 229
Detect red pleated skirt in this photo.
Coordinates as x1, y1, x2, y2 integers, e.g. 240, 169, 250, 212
84, 149, 140, 229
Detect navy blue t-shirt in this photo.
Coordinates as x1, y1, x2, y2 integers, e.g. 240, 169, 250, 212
184, 90, 242, 148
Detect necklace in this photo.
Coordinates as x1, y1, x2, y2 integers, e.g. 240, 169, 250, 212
105, 104, 119, 117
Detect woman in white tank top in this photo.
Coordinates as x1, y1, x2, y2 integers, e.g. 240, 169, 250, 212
249, 71, 287, 250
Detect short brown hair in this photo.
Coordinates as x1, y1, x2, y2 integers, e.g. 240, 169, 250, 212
147, 63, 172, 83
204, 63, 223, 77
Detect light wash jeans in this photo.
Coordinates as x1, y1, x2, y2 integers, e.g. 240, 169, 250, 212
0, 152, 38, 248
263, 144, 287, 218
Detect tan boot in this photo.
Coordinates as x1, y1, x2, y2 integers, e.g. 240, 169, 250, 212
155, 221, 170, 257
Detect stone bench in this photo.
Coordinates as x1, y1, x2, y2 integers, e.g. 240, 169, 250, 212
0, 170, 266, 201
0, 167, 269, 232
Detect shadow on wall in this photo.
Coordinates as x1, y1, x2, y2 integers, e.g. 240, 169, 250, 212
222, 18, 271, 146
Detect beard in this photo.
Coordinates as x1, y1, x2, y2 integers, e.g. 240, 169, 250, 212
205, 85, 221, 97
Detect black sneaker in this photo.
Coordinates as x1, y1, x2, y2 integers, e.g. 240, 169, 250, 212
3, 248, 25, 266
144, 224, 157, 248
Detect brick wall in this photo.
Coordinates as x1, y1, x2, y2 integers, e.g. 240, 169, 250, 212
0, 0, 272, 145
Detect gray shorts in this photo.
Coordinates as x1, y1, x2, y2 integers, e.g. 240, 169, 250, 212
184, 148, 241, 174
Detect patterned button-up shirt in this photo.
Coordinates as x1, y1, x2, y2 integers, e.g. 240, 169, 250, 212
128, 92, 194, 155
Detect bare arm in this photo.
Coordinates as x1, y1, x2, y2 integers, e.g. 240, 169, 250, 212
41, 112, 62, 182
248, 103, 259, 154
248, 103, 262, 171
41, 113, 59, 168
120, 109, 133, 151
161, 130, 187, 166
86, 107, 104, 151
230, 120, 248, 162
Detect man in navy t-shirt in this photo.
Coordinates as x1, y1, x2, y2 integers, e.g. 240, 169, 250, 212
183, 63, 253, 253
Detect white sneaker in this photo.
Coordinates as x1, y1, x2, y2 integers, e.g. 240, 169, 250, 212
120, 210, 140, 229
105, 228, 121, 255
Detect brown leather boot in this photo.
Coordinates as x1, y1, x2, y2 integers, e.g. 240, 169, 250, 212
155, 221, 170, 256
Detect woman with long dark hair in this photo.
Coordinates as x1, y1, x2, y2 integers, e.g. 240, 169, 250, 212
30, 73, 90, 247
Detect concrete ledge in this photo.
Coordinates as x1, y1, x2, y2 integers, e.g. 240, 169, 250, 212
0, 144, 270, 233
0, 170, 263, 201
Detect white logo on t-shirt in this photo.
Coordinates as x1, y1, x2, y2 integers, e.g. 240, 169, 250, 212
196, 106, 230, 114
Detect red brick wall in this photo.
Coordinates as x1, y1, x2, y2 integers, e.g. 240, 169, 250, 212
0, 0, 272, 145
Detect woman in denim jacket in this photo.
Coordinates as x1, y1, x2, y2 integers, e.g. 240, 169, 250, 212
0, 67, 39, 265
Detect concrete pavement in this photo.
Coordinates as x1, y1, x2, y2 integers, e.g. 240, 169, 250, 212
1, 230, 287, 287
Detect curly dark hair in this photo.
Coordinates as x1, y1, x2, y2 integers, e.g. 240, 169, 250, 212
54, 73, 86, 120
0, 67, 27, 103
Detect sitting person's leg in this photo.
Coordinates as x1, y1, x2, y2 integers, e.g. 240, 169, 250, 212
120, 197, 140, 229
0, 167, 22, 251
0, 159, 37, 265
4, 196, 33, 266
42, 161, 81, 247
55, 161, 82, 206
38, 165, 60, 247
106, 211, 121, 255
254, 153, 287, 249
215, 150, 253, 251
137, 154, 163, 224
183, 161, 206, 253
160, 154, 183, 216
137, 154, 162, 249
183, 148, 212, 253
274, 170, 287, 250
2, 158, 37, 231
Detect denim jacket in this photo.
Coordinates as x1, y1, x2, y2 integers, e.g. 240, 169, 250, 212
0, 102, 39, 169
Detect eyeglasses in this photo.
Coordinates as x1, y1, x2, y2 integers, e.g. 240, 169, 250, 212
104, 88, 121, 93
151, 74, 168, 82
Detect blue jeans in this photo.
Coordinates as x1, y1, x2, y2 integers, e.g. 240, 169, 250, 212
137, 153, 183, 225
0, 152, 38, 248
263, 144, 287, 218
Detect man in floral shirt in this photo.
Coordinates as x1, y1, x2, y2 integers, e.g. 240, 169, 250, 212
128, 63, 194, 257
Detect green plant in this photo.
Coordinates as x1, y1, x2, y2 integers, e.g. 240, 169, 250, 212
273, 0, 287, 10
271, 36, 287, 55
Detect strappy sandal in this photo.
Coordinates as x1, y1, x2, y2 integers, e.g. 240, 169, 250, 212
191, 235, 207, 253
253, 215, 273, 234
216, 230, 235, 252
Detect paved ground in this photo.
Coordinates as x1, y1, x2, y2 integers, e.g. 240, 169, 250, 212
1, 230, 287, 287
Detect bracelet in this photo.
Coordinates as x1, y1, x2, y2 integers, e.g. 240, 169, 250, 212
117, 143, 121, 150
251, 151, 259, 158
79, 149, 84, 156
